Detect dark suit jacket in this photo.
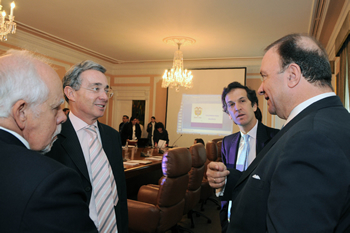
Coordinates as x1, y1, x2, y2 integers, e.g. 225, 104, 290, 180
46, 116, 128, 233
221, 121, 279, 169
121, 122, 141, 145
0, 129, 97, 233
224, 96, 350, 233
153, 129, 169, 145
220, 121, 279, 232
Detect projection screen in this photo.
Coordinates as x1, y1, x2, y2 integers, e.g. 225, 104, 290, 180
166, 68, 246, 148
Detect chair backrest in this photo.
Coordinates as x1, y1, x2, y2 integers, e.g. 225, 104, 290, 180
203, 141, 218, 179
183, 143, 207, 214
188, 143, 207, 192
216, 140, 222, 162
157, 147, 191, 207
211, 137, 224, 144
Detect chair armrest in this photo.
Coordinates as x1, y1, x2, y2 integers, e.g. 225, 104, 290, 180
127, 199, 160, 233
137, 185, 159, 205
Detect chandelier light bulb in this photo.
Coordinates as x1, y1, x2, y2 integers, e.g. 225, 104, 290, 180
0, 1, 16, 41
162, 36, 195, 92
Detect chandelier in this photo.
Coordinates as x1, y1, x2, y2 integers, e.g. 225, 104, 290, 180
162, 36, 196, 92
0, 1, 16, 41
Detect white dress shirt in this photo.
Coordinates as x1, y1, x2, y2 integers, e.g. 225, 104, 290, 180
284, 92, 336, 126
69, 112, 115, 228
237, 121, 258, 167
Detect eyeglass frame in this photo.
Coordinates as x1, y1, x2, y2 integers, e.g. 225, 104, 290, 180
80, 85, 114, 98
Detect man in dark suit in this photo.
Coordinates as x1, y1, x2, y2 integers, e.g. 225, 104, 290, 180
0, 50, 97, 232
218, 82, 279, 232
119, 115, 129, 132
146, 116, 156, 146
121, 116, 141, 146
208, 34, 350, 232
47, 60, 128, 233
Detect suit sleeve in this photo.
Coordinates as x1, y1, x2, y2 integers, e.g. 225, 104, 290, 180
23, 167, 98, 233
136, 125, 141, 139
267, 130, 350, 232
146, 123, 152, 133
165, 130, 169, 144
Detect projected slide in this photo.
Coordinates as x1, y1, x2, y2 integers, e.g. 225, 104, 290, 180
177, 94, 233, 135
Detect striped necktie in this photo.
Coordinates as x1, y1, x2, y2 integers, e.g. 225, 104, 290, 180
85, 125, 118, 233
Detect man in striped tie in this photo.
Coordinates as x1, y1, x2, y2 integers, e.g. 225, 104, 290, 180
47, 60, 128, 233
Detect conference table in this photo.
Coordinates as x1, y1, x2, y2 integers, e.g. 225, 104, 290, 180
123, 146, 165, 198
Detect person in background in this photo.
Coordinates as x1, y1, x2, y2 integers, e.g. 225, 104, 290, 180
121, 116, 141, 146
153, 122, 169, 147
136, 117, 146, 138
194, 138, 205, 146
46, 60, 128, 233
119, 115, 129, 132
147, 116, 156, 146
63, 107, 70, 115
218, 81, 279, 233
207, 33, 350, 232
0, 49, 97, 233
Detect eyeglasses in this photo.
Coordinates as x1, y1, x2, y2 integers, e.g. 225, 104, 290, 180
81, 86, 114, 98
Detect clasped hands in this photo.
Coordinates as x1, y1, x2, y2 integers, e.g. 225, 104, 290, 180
207, 161, 230, 189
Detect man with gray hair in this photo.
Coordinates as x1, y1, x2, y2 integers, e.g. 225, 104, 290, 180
47, 60, 128, 233
0, 50, 97, 232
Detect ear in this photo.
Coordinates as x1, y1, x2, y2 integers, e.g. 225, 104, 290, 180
12, 100, 28, 130
64, 86, 76, 102
252, 102, 257, 112
286, 63, 301, 88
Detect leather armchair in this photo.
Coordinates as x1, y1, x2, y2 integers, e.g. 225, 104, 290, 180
211, 137, 223, 145
127, 147, 192, 233
200, 141, 220, 211
182, 143, 209, 229
216, 140, 222, 162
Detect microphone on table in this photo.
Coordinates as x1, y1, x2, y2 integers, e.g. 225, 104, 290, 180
140, 146, 150, 157
170, 134, 182, 148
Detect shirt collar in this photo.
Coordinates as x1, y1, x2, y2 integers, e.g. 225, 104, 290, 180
69, 111, 98, 131
240, 120, 258, 140
284, 92, 336, 126
0, 126, 30, 149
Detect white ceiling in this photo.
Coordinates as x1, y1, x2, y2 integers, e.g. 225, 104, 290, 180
6, 0, 315, 63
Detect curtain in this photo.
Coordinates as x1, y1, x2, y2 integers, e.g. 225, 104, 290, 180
337, 36, 350, 111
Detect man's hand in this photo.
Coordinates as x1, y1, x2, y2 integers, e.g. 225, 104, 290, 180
207, 162, 230, 188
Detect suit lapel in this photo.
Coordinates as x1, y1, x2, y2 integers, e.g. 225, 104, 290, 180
233, 96, 342, 188
60, 116, 90, 182
98, 122, 118, 170
255, 121, 272, 154
228, 133, 240, 168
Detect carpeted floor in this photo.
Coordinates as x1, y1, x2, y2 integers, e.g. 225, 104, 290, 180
166, 196, 222, 233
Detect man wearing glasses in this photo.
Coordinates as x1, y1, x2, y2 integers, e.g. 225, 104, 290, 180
47, 60, 128, 233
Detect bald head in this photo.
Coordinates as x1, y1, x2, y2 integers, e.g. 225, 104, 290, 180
265, 33, 333, 90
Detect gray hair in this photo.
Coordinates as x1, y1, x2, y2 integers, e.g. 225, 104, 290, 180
62, 60, 106, 102
0, 49, 50, 118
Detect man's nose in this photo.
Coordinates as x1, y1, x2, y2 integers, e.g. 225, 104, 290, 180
257, 83, 265, 95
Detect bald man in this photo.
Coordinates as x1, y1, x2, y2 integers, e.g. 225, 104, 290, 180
207, 34, 350, 232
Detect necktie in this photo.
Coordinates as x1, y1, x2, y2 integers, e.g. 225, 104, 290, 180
236, 134, 250, 171
228, 134, 250, 222
85, 125, 118, 233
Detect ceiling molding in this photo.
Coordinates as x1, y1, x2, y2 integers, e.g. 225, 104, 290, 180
16, 22, 122, 64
